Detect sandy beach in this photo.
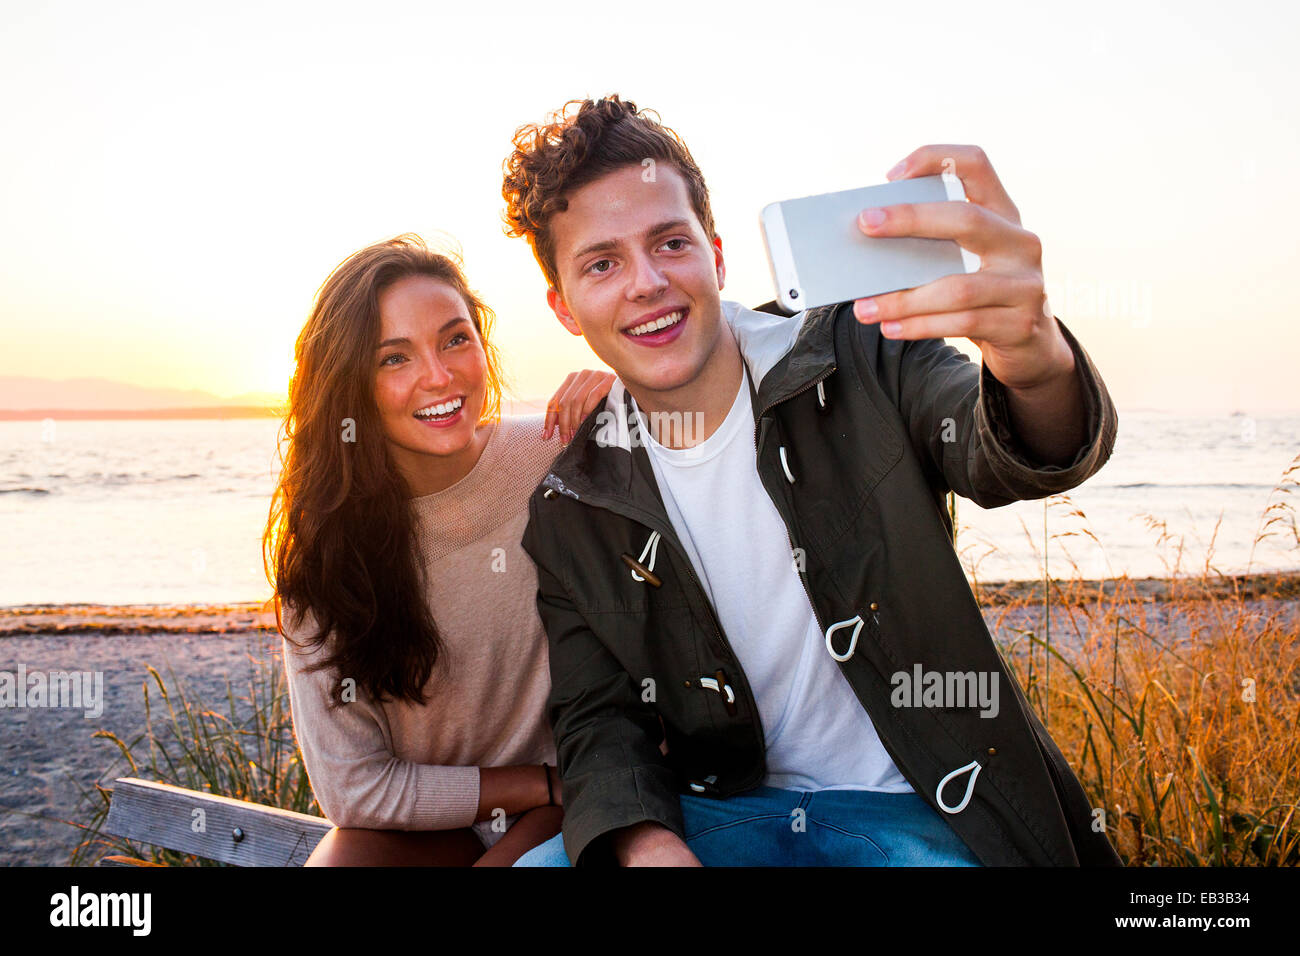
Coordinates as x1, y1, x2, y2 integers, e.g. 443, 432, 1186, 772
2, 573, 1297, 866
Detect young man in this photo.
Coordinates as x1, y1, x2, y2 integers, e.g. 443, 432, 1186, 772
503, 95, 1122, 867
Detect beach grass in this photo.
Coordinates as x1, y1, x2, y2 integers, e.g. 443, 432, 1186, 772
968, 452, 1300, 866
69, 648, 318, 866
68, 456, 1300, 866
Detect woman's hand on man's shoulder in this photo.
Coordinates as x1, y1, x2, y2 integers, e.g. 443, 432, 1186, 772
544, 369, 615, 444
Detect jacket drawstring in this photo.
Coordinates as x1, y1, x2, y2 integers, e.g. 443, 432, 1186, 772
779, 446, 796, 483
816, 380, 828, 411
936, 760, 982, 814
824, 614, 863, 662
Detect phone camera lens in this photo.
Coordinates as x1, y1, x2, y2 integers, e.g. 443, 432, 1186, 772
789, 289, 799, 299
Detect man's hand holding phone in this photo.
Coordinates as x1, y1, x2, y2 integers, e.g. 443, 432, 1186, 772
854, 144, 1087, 466
852, 144, 1074, 394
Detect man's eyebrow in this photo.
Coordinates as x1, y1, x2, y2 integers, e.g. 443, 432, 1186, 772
570, 219, 693, 262
571, 238, 618, 262
375, 318, 470, 349
647, 218, 692, 238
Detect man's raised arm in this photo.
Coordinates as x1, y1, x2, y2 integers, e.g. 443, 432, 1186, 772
847, 144, 1117, 503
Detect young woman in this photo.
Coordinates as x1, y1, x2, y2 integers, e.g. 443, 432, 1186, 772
264, 234, 611, 866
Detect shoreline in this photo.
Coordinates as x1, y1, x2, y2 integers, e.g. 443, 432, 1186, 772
3, 571, 1298, 636
971, 570, 1300, 606
0, 602, 279, 637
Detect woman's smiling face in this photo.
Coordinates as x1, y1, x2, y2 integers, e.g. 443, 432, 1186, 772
373, 274, 489, 491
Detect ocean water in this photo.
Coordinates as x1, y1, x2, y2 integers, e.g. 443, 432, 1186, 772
952, 412, 1300, 585
0, 412, 1296, 606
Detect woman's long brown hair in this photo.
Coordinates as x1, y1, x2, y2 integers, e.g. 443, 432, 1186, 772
264, 234, 504, 706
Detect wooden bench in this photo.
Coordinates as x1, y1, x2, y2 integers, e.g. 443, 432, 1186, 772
98, 777, 331, 866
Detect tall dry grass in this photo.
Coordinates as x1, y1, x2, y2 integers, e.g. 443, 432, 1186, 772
962, 453, 1300, 865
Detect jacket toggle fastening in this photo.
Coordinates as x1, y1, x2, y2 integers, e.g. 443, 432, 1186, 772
689, 774, 720, 794
621, 530, 662, 588
698, 670, 737, 716
936, 759, 982, 814
824, 614, 864, 662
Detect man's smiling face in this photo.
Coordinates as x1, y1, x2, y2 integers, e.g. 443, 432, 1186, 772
545, 163, 728, 407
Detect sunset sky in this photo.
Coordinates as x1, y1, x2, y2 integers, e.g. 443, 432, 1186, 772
2, 0, 1297, 412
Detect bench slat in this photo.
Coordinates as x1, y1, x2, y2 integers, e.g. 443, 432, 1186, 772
103, 777, 331, 866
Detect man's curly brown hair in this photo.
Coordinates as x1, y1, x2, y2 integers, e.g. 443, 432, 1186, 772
502, 94, 717, 293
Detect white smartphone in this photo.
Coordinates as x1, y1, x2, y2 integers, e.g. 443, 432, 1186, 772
760, 174, 981, 314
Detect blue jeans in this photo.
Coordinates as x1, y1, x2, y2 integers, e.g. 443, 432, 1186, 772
514, 786, 982, 866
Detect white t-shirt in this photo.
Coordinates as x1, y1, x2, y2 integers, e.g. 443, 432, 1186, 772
638, 366, 912, 793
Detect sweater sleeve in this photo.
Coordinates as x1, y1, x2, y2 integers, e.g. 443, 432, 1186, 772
280, 611, 480, 831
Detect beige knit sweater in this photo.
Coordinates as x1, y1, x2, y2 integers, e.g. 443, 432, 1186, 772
282, 414, 561, 840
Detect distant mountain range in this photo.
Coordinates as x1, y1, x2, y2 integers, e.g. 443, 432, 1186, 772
0, 376, 284, 414
0, 376, 551, 420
